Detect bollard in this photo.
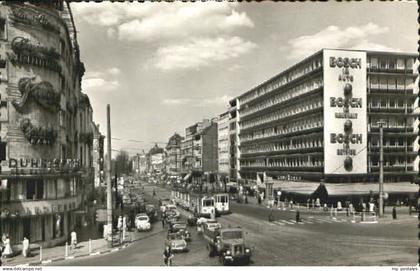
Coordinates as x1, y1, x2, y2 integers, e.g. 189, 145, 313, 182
39, 245, 43, 262
330, 205, 333, 218
89, 239, 92, 253
65, 242, 68, 257
352, 212, 356, 223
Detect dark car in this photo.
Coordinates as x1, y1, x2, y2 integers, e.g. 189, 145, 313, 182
145, 204, 157, 222
169, 222, 191, 241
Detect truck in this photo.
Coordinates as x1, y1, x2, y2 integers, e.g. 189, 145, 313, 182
203, 224, 251, 265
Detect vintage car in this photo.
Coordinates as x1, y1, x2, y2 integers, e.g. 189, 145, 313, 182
169, 222, 191, 241
165, 204, 180, 218
135, 213, 151, 231
165, 232, 189, 253
145, 204, 157, 223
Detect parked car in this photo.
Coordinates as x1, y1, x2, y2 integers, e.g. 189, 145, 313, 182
165, 204, 180, 218
165, 232, 189, 253
135, 213, 151, 231
145, 204, 157, 222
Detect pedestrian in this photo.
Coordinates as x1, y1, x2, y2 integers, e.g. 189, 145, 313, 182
71, 230, 77, 250
162, 216, 165, 228
117, 216, 123, 231
153, 188, 156, 197
392, 206, 397, 220
296, 210, 301, 223
257, 195, 261, 205
163, 245, 174, 266
22, 237, 30, 257
2, 235, 12, 258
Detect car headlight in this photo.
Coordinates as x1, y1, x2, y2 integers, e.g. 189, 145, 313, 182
226, 250, 231, 255
245, 248, 250, 253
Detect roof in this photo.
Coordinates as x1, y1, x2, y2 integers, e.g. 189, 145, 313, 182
148, 144, 164, 155
321, 182, 418, 196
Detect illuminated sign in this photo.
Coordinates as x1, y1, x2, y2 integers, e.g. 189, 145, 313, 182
323, 50, 367, 174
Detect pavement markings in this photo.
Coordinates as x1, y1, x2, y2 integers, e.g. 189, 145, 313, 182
302, 219, 314, 224
315, 218, 334, 223
279, 219, 295, 225
272, 220, 286, 226
287, 219, 297, 224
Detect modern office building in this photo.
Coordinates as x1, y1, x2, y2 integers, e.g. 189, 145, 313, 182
0, 1, 94, 248
217, 111, 230, 180
228, 98, 240, 182
166, 133, 184, 175
236, 49, 418, 203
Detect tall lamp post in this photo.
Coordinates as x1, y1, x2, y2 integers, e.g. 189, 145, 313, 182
106, 104, 113, 247
378, 121, 386, 217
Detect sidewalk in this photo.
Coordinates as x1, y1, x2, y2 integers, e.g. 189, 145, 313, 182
234, 194, 418, 223
3, 231, 138, 266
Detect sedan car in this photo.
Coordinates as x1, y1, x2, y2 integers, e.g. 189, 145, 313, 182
165, 232, 189, 253
169, 222, 191, 241
135, 213, 151, 231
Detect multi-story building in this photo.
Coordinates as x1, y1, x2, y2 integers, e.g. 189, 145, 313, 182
236, 49, 418, 203
166, 133, 183, 175
217, 112, 230, 180
228, 98, 240, 182
132, 150, 147, 175
92, 123, 104, 187
181, 119, 218, 180
0, 2, 93, 248
147, 144, 165, 174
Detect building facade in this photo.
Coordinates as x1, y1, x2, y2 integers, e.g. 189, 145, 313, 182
0, 2, 93, 248
228, 98, 240, 182
147, 144, 165, 174
217, 111, 230, 179
181, 119, 218, 175
166, 133, 183, 175
92, 123, 104, 187
236, 49, 418, 203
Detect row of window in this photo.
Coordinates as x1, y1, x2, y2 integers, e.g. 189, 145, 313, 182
369, 116, 413, 128
370, 97, 414, 109
240, 98, 323, 130
369, 76, 415, 91
240, 115, 323, 143
241, 137, 323, 155
370, 158, 414, 167
370, 138, 414, 148
368, 57, 415, 71
241, 157, 324, 168
241, 77, 324, 117
239, 57, 323, 105
3, 178, 80, 202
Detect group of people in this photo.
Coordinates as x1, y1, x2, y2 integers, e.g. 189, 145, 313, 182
1, 234, 31, 262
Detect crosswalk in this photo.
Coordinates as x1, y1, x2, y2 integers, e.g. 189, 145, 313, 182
267, 217, 350, 227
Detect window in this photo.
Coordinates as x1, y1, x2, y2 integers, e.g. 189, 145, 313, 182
371, 97, 380, 108
397, 59, 405, 70
370, 57, 378, 69
388, 59, 396, 70
370, 77, 379, 89
406, 58, 414, 70
387, 78, 396, 90
397, 100, 404, 108
0, 18, 6, 40
380, 98, 387, 108
397, 78, 405, 90
405, 78, 414, 89
379, 78, 387, 90
26, 180, 36, 200
379, 58, 387, 69
389, 99, 396, 108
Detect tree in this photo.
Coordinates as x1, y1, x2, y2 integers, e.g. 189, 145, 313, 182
113, 150, 131, 175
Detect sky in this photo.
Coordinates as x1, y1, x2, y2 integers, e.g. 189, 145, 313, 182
70, 1, 417, 157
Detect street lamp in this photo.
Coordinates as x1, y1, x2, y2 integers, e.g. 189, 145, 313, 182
377, 120, 386, 217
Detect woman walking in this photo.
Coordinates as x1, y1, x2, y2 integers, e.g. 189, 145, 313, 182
2, 235, 13, 258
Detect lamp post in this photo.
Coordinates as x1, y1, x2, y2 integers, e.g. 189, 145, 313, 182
378, 121, 386, 217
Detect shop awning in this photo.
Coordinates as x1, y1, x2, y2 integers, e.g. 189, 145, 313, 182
321, 182, 419, 196
265, 181, 320, 195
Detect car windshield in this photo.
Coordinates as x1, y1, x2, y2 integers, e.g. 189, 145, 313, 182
137, 217, 148, 221
174, 224, 186, 228
222, 231, 242, 239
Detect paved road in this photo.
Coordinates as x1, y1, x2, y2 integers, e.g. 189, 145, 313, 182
53, 181, 418, 266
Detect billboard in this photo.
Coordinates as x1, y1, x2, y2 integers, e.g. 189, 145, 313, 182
323, 49, 367, 174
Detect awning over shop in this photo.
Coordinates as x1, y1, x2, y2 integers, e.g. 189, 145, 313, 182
264, 181, 320, 195
320, 182, 419, 196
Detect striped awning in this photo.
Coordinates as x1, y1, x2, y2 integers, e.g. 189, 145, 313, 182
266, 181, 320, 195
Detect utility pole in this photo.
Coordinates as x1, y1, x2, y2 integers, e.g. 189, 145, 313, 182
136, 153, 140, 178
106, 104, 113, 247
378, 121, 385, 217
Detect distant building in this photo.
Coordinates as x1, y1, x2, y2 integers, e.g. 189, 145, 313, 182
92, 123, 105, 187
181, 119, 218, 181
218, 112, 230, 180
132, 151, 147, 175
166, 133, 184, 175
148, 144, 165, 174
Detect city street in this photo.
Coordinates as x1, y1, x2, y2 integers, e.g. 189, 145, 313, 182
50, 182, 418, 266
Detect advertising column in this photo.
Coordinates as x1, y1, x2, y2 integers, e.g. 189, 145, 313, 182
323, 49, 367, 175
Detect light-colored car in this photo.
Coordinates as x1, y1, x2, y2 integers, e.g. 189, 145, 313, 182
135, 213, 151, 231
166, 204, 180, 218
